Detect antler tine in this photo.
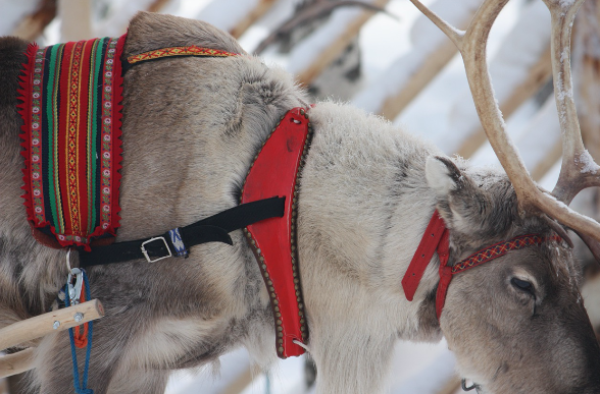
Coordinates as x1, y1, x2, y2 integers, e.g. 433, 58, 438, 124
406, 0, 463, 47
409, 0, 600, 243
543, 0, 600, 204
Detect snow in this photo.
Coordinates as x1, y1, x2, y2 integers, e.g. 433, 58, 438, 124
560, 0, 577, 9
438, 0, 550, 154
539, 160, 561, 191
575, 150, 600, 174
171, 0, 214, 18
94, 0, 159, 37
165, 348, 251, 394
472, 96, 561, 173
390, 345, 457, 394
409, 0, 480, 46
352, 0, 483, 114
196, 0, 260, 33
512, 98, 561, 172
286, 5, 366, 75
239, 0, 297, 52
390, 0, 525, 145
0, 0, 39, 36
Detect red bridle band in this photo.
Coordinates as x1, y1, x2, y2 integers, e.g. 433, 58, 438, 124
402, 211, 563, 319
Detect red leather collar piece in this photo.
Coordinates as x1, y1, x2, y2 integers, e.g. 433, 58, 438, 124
403, 211, 562, 320
401, 211, 449, 319
240, 108, 312, 358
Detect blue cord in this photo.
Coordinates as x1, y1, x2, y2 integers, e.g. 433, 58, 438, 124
64, 270, 94, 394
265, 371, 271, 394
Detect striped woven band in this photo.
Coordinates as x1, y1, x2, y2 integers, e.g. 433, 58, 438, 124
435, 232, 562, 319
18, 36, 126, 250
452, 234, 563, 274
127, 45, 239, 65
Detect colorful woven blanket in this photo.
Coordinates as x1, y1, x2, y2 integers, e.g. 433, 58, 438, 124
18, 36, 126, 250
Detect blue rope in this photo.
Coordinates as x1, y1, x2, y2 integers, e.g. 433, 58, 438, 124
265, 371, 271, 394
64, 270, 94, 394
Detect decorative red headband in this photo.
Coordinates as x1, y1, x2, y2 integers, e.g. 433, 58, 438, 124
402, 211, 562, 319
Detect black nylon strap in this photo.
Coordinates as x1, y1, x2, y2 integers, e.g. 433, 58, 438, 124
79, 197, 285, 267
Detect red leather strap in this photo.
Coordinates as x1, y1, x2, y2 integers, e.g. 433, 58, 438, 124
402, 211, 447, 301
405, 211, 563, 320
435, 229, 451, 319
241, 108, 310, 358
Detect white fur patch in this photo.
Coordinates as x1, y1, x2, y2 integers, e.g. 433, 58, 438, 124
425, 156, 457, 196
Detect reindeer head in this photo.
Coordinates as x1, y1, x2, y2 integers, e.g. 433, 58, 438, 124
426, 156, 600, 393
406, 0, 600, 390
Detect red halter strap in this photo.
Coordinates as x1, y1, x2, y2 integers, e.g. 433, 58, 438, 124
403, 211, 562, 320
401, 211, 448, 301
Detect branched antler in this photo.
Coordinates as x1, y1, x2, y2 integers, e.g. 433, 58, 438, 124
254, 0, 398, 55
543, 0, 600, 204
408, 0, 600, 243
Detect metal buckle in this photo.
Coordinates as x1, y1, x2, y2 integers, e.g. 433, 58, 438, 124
141, 237, 172, 263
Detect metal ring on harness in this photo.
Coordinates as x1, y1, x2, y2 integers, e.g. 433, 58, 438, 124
66, 249, 74, 271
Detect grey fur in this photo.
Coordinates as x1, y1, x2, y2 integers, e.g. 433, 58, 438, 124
0, 12, 599, 394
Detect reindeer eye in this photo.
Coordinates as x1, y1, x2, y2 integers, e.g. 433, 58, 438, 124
511, 278, 534, 294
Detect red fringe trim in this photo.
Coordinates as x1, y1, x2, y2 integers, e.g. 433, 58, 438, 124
18, 44, 48, 231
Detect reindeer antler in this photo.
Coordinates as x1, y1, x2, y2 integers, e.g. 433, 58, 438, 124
408, 0, 600, 243
544, 0, 600, 204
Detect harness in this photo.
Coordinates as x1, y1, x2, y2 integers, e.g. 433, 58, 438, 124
19, 37, 310, 359
402, 210, 562, 319
19, 36, 126, 250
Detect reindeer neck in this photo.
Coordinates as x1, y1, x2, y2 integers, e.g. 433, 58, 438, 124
297, 103, 443, 341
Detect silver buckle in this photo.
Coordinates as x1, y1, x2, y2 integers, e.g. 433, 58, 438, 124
141, 237, 172, 263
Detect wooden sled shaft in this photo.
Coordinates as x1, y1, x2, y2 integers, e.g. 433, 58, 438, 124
0, 299, 104, 351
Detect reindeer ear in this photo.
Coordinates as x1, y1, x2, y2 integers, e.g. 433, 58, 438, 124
425, 156, 493, 234
425, 156, 464, 196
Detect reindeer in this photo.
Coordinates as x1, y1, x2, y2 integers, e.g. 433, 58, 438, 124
1, 1, 600, 393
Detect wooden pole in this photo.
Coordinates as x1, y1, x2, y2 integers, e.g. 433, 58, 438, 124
456, 45, 552, 158
148, 0, 173, 13
374, 0, 485, 120
0, 299, 104, 351
12, 0, 58, 41
531, 141, 562, 181
379, 40, 458, 120
0, 348, 35, 379
58, 0, 92, 41
230, 0, 278, 39
296, 0, 390, 86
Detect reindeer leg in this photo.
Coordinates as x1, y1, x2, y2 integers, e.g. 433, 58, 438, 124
309, 326, 397, 394
107, 367, 168, 394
